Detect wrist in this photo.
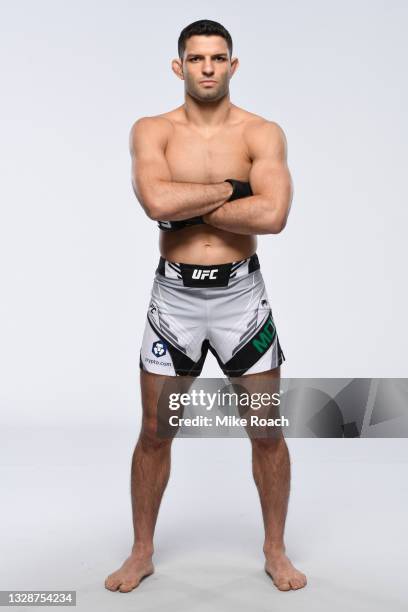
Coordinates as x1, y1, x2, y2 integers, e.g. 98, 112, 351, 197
204, 205, 224, 225
224, 179, 253, 202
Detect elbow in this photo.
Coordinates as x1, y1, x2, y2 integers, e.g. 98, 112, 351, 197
144, 202, 163, 221
137, 189, 164, 221
264, 211, 287, 234
271, 200, 290, 233
274, 217, 287, 234
133, 179, 165, 221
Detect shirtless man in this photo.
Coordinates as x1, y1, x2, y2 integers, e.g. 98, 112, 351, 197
105, 19, 307, 593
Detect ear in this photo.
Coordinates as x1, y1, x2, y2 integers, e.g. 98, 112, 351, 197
230, 56, 239, 77
171, 58, 184, 80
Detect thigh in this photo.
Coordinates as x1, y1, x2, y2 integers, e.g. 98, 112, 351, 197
209, 270, 286, 377
139, 275, 209, 376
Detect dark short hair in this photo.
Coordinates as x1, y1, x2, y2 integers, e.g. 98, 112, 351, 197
178, 19, 233, 59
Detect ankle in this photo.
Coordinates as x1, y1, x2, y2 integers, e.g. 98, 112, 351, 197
131, 543, 154, 558
263, 543, 286, 557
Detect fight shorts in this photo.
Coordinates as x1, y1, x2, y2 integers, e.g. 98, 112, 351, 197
139, 253, 285, 377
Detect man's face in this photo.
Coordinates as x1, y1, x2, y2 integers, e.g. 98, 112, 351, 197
181, 35, 234, 102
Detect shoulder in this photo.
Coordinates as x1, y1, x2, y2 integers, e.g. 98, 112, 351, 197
244, 116, 287, 145
129, 115, 174, 153
230, 105, 287, 154
242, 116, 288, 159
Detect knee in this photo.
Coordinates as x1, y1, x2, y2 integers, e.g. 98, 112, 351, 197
251, 434, 286, 453
139, 418, 173, 451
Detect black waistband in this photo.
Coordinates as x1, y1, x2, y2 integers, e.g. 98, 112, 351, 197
156, 253, 260, 287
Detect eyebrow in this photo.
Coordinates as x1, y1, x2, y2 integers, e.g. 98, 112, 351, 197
186, 53, 228, 59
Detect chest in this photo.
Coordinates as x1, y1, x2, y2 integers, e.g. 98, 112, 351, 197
164, 124, 252, 183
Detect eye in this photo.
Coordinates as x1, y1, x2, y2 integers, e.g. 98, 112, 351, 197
215, 57, 226, 62
190, 57, 200, 62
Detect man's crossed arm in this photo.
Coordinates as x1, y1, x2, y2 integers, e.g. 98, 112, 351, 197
130, 117, 232, 221
130, 117, 292, 234
203, 121, 293, 235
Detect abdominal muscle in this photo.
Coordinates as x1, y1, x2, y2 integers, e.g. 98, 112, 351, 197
160, 225, 257, 265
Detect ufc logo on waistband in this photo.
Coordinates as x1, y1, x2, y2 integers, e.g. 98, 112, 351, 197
192, 268, 218, 279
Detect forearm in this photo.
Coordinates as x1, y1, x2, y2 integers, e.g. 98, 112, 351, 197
203, 195, 287, 235
146, 180, 233, 221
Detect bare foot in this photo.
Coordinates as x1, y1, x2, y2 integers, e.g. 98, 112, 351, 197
264, 550, 307, 591
105, 551, 154, 593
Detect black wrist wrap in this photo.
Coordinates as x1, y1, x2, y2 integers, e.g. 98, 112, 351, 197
225, 179, 253, 202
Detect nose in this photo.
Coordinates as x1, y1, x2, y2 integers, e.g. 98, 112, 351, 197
202, 59, 215, 76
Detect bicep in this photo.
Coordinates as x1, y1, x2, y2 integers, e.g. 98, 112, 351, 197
129, 118, 172, 210
248, 122, 292, 200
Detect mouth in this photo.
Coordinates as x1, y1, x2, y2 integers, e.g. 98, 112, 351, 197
200, 80, 217, 86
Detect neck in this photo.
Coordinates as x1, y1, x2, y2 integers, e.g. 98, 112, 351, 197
182, 92, 232, 127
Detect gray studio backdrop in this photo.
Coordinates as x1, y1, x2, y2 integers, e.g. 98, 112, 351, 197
1, 0, 407, 428
1, 2, 408, 609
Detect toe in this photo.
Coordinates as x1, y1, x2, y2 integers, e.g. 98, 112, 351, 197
104, 577, 120, 591
119, 581, 138, 593
299, 573, 307, 586
289, 579, 302, 589
290, 574, 307, 589
276, 581, 291, 591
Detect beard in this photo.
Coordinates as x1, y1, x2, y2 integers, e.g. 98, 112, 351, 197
185, 74, 229, 103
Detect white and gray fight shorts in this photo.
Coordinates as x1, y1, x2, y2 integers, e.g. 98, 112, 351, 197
139, 253, 285, 377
